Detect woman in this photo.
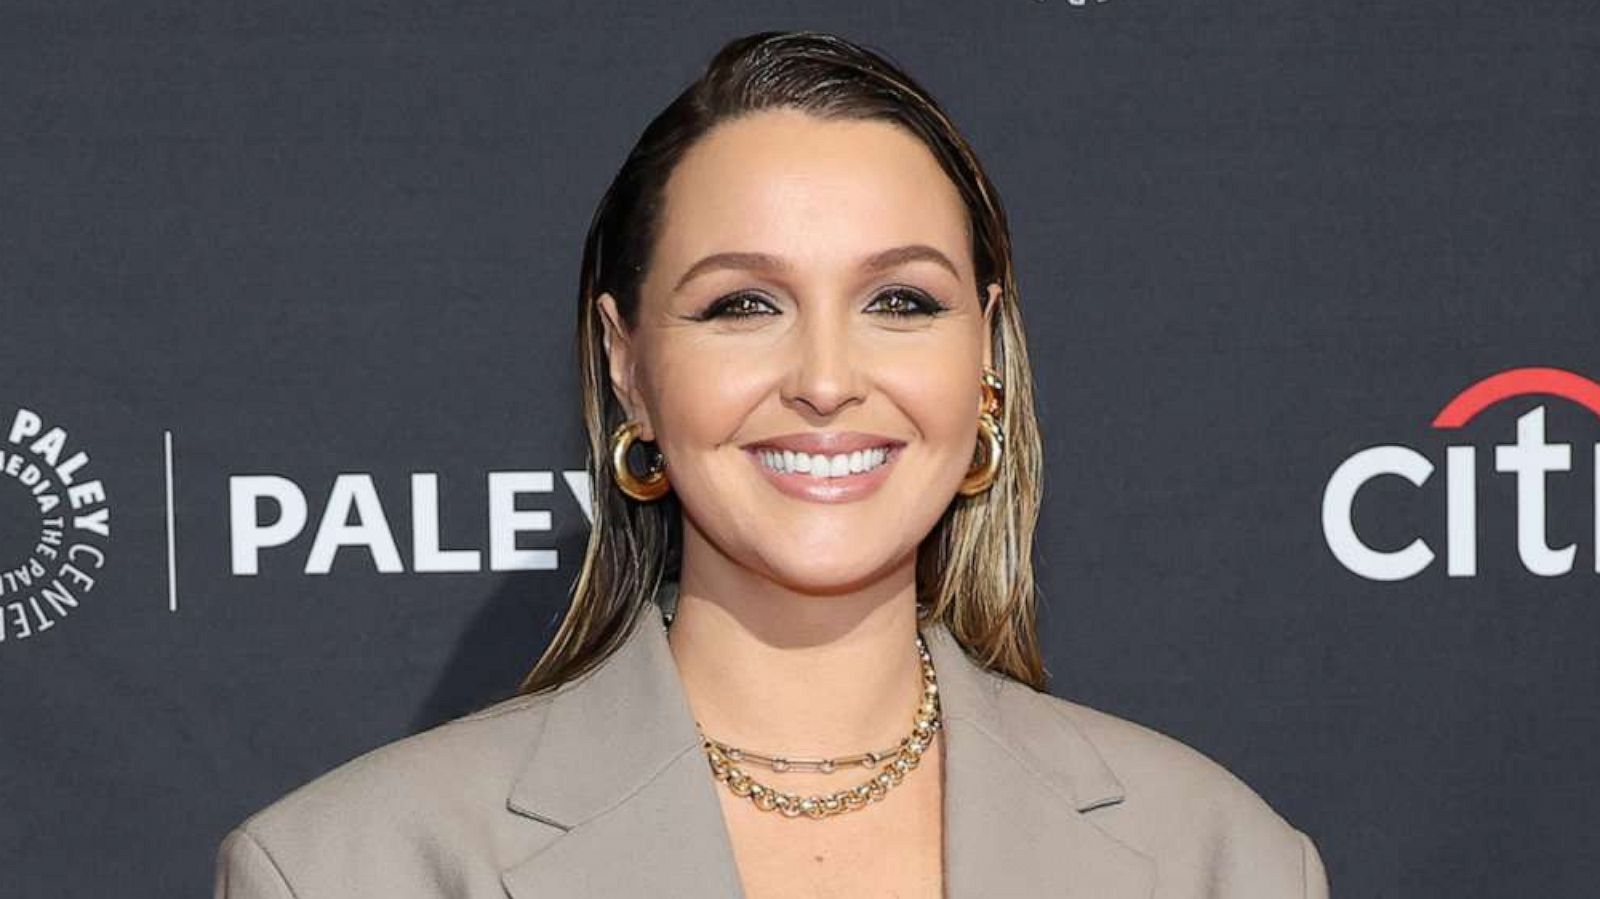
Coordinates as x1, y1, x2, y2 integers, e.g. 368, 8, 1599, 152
215, 30, 1329, 898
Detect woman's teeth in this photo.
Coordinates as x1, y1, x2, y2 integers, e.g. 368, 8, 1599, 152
757, 447, 892, 478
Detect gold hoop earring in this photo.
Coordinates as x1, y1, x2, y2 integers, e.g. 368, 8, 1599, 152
957, 367, 1005, 497
611, 420, 670, 501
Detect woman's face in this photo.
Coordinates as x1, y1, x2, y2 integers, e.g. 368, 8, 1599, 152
598, 107, 1000, 596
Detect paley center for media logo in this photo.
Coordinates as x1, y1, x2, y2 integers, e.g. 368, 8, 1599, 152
0, 407, 110, 642
2, 397, 593, 645
1322, 366, 1600, 581
226, 471, 595, 576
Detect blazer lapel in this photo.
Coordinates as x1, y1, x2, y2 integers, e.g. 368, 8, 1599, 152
501, 598, 1154, 898
500, 606, 745, 899
923, 623, 1157, 898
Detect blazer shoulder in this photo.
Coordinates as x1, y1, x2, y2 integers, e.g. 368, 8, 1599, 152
217, 692, 558, 896
1045, 693, 1289, 822
243, 691, 552, 827
1025, 688, 1327, 896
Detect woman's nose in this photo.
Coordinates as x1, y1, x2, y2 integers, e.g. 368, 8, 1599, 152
780, 310, 865, 418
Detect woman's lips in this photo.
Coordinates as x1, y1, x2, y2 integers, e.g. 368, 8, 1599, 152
745, 445, 900, 503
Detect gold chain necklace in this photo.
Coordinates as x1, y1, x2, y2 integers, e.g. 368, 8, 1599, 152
692, 631, 942, 820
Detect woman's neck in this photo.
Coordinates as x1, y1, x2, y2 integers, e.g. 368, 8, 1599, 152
664, 550, 928, 760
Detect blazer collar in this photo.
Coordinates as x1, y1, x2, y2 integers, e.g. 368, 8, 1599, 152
501, 596, 1155, 898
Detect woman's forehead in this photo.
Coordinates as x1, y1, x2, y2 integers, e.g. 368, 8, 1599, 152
651, 109, 971, 278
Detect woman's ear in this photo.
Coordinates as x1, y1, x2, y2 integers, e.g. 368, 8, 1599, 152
595, 292, 653, 439
980, 282, 1003, 372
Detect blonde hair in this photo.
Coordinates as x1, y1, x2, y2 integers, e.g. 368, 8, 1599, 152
514, 30, 1047, 697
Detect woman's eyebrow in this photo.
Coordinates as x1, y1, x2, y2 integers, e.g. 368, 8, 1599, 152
672, 243, 960, 291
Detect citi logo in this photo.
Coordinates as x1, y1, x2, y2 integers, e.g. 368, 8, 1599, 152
1322, 367, 1600, 581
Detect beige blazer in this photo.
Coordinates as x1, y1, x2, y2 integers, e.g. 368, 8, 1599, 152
215, 608, 1330, 898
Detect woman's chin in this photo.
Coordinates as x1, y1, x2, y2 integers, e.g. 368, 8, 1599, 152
753, 547, 914, 597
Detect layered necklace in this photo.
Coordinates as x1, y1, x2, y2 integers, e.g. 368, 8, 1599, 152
664, 607, 943, 820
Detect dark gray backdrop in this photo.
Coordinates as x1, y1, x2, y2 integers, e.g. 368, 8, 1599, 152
3, 1, 1598, 896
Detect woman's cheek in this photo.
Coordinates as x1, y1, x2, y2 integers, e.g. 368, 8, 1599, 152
894, 353, 980, 428
649, 347, 762, 454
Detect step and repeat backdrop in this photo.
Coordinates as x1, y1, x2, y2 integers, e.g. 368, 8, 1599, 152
3, 1, 1597, 896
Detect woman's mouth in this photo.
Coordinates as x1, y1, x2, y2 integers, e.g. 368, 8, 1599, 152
744, 444, 901, 503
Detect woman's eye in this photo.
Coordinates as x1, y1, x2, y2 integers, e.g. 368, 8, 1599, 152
866, 287, 948, 318
699, 292, 779, 320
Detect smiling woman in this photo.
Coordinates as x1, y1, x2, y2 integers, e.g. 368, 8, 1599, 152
214, 30, 1329, 899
